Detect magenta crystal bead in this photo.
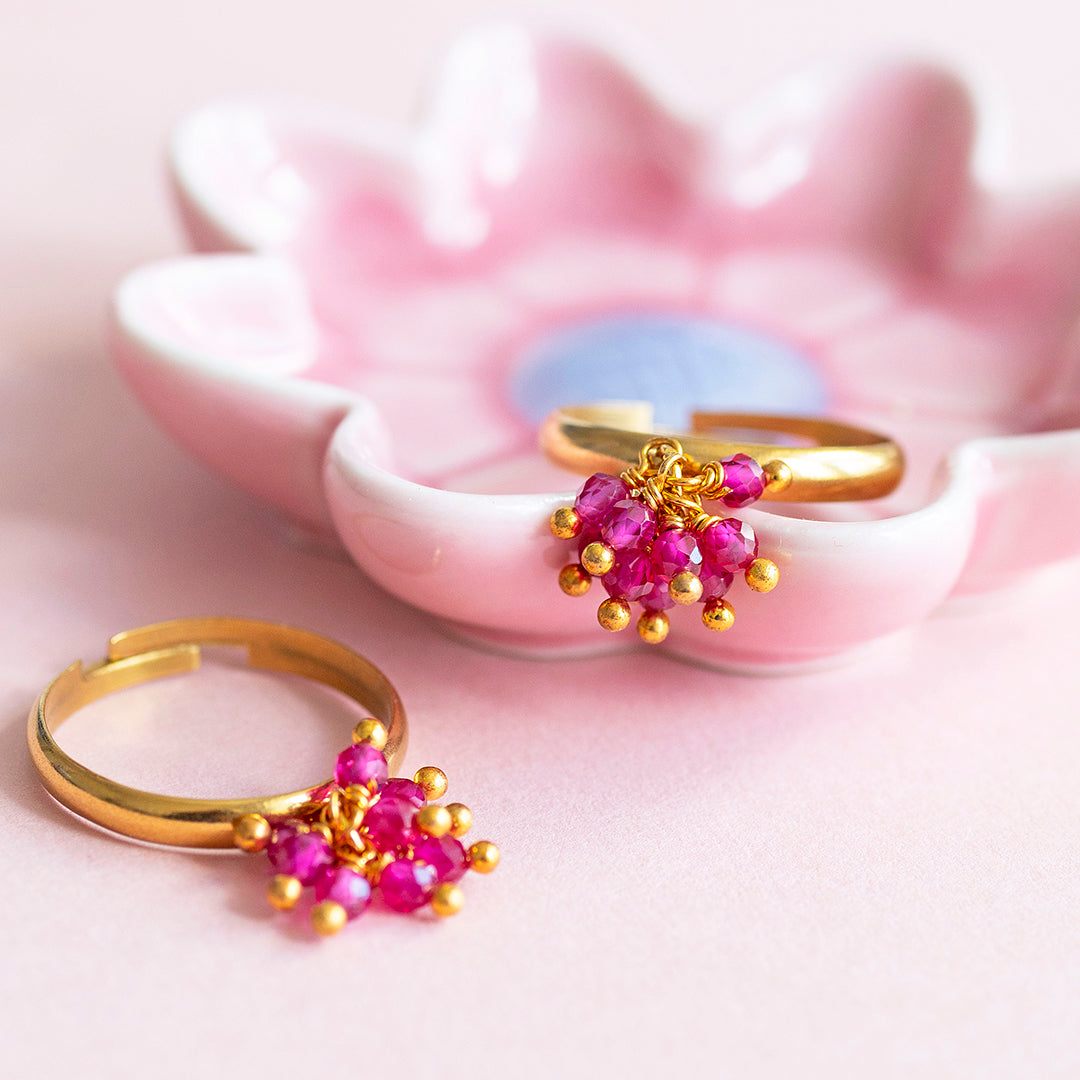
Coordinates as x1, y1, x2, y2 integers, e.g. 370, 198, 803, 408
602, 550, 653, 601
601, 499, 657, 550
699, 518, 758, 571
381, 778, 426, 806
266, 823, 300, 872
272, 831, 334, 885
379, 858, 439, 913
362, 794, 419, 852
334, 744, 389, 790
414, 835, 468, 883
314, 864, 372, 919
639, 582, 675, 611
698, 564, 734, 601
573, 473, 629, 528
651, 527, 700, 578
721, 453, 766, 508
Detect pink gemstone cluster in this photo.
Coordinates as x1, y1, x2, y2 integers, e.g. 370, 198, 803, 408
551, 446, 780, 643
232, 726, 498, 936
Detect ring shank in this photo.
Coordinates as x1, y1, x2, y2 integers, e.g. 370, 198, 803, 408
28, 617, 407, 849
541, 404, 903, 502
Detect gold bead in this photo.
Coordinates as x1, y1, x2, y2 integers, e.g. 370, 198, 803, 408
668, 570, 703, 606
232, 813, 271, 853
413, 766, 448, 801
558, 563, 592, 597
745, 558, 780, 593
267, 874, 303, 911
431, 882, 465, 917
446, 802, 473, 838
636, 610, 670, 644
702, 597, 735, 632
597, 596, 631, 632
581, 541, 615, 576
468, 840, 500, 874
763, 459, 792, 494
550, 506, 582, 539
351, 717, 388, 750
311, 900, 348, 936
416, 804, 453, 838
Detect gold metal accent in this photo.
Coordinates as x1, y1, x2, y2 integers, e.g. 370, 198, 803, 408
541, 404, 903, 502
232, 813, 271, 853
744, 558, 780, 593
416, 805, 453, 838
558, 564, 592, 597
702, 598, 735, 632
413, 766, 448, 801
668, 571, 703, 606
351, 718, 388, 750
267, 874, 303, 911
363, 851, 394, 885
601, 435, 730, 534
597, 597, 631, 632
581, 541, 615, 576
763, 459, 793, 494
322, 785, 370, 833
446, 803, 473, 838
636, 610, 670, 644
28, 617, 408, 848
468, 841, 500, 873
310, 821, 335, 846
549, 506, 582, 540
431, 883, 465, 917
311, 900, 348, 936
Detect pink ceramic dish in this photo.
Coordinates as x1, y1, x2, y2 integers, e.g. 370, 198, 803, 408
112, 22, 1080, 670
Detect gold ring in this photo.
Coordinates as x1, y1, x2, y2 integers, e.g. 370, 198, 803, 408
29, 617, 500, 935
542, 403, 904, 644
541, 402, 903, 502
28, 616, 407, 849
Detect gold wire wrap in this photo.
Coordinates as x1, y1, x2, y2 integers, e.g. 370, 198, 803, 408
622, 438, 727, 533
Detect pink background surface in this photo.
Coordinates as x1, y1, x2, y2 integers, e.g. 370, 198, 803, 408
3, 3, 1079, 1076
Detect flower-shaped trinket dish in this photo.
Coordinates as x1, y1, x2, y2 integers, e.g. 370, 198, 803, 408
112, 22, 1080, 670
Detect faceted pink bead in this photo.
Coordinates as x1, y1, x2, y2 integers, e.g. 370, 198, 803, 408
334, 744, 389, 790
272, 831, 334, 885
573, 473, 628, 528
362, 794, 419, 852
699, 518, 757, 571
602, 550, 653, 601
266, 823, 300, 872
379, 858, 439, 913
600, 499, 657, 550
639, 582, 674, 612
651, 527, 700, 578
698, 564, 734, 601
382, 778, 426, 806
314, 864, 372, 919
721, 454, 766, 508
414, 835, 468, 883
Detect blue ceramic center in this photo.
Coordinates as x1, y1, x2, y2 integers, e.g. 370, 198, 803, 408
510, 313, 827, 426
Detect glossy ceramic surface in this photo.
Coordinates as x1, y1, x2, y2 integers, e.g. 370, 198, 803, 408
111, 23, 1080, 669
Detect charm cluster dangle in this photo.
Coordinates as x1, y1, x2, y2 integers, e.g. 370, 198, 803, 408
232, 719, 498, 936
550, 438, 785, 644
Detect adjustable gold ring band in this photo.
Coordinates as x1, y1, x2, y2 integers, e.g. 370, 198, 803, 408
541, 403, 904, 501
28, 617, 408, 849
